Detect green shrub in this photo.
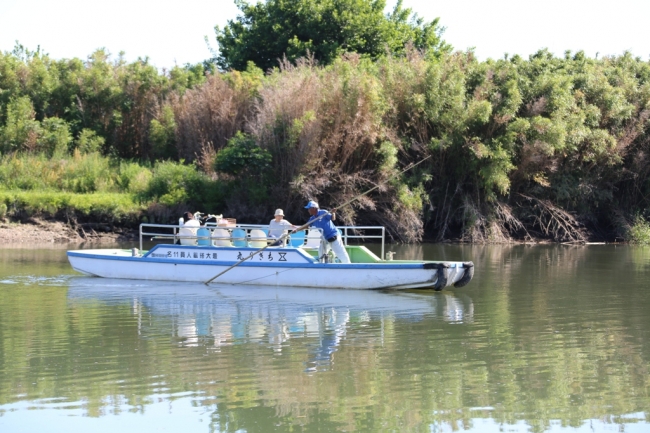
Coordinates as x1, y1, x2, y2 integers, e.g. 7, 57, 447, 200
141, 160, 213, 207
57, 151, 115, 193
628, 216, 650, 245
117, 161, 153, 195
0, 96, 41, 153
39, 117, 73, 157
0, 152, 57, 190
149, 105, 177, 159
214, 132, 271, 177
75, 129, 105, 154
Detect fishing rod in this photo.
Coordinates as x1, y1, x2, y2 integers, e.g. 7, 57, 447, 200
204, 154, 432, 285
289, 154, 433, 233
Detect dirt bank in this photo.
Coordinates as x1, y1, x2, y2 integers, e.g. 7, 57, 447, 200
0, 218, 138, 244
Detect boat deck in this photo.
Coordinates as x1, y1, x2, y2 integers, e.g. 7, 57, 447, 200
67, 222, 474, 290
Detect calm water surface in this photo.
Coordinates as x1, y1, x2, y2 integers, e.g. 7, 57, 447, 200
0, 242, 649, 433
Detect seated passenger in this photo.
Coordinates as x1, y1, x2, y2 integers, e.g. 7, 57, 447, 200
181, 211, 201, 228
268, 209, 295, 246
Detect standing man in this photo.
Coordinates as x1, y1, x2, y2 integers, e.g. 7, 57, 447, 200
300, 200, 350, 264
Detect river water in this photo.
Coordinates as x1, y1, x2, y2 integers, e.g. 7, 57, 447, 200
0, 242, 649, 433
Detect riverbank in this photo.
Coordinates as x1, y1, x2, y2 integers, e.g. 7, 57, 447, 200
0, 218, 138, 244
0, 216, 631, 245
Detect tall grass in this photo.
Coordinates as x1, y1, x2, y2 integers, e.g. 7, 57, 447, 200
170, 71, 260, 162
0, 152, 224, 226
0, 151, 115, 192
0, 190, 143, 223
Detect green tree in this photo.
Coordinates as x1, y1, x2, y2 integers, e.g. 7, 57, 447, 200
214, 131, 271, 177
214, 0, 449, 71
39, 117, 72, 157
149, 105, 177, 160
0, 96, 41, 153
75, 128, 105, 154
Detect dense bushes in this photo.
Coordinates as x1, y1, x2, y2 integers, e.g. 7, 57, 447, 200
1, 43, 649, 242
0, 45, 207, 160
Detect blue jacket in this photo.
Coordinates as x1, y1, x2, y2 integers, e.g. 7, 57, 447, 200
308, 210, 338, 239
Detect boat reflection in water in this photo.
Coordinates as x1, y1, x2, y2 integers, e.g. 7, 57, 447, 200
67, 278, 474, 371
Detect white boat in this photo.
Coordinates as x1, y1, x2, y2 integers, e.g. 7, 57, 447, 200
67, 222, 474, 290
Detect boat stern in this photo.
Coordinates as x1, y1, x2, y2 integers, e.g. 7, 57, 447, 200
425, 261, 475, 291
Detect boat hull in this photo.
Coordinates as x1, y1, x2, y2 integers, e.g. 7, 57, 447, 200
67, 245, 473, 290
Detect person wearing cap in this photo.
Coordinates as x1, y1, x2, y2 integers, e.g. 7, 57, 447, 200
268, 209, 295, 246
299, 200, 351, 263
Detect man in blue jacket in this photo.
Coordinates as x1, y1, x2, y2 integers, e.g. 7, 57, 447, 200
301, 200, 351, 263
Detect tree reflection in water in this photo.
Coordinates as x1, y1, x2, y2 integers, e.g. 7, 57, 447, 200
1, 244, 649, 432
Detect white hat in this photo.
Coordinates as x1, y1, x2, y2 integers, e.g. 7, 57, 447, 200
274, 209, 284, 216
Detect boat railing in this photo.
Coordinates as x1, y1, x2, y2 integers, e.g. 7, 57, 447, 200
336, 226, 385, 260
139, 222, 385, 258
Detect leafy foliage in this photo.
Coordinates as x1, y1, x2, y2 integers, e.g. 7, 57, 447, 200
149, 105, 177, 160
628, 215, 650, 245
214, 132, 272, 176
2, 40, 650, 242
0, 45, 206, 161
75, 128, 105, 154
0, 96, 41, 152
140, 160, 209, 206
213, 0, 450, 71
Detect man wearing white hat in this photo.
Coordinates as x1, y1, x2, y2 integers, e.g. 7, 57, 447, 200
300, 200, 351, 263
268, 209, 295, 245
